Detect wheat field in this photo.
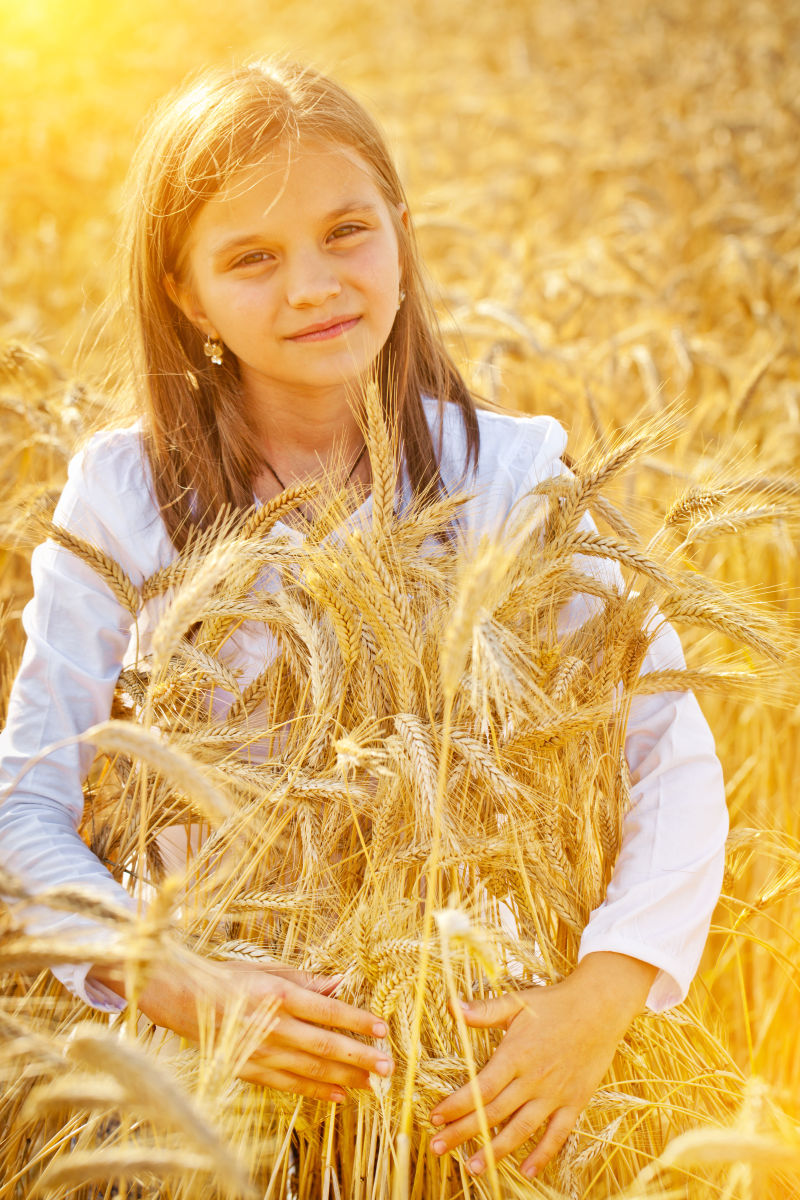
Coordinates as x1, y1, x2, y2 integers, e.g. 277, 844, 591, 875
1, 1, 799, 1197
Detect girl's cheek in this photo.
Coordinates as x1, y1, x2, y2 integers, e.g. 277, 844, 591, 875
226, 286, 276, 319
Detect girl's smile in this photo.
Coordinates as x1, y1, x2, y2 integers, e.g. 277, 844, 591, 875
286, 314, 362, 342
171, 139, 405, 412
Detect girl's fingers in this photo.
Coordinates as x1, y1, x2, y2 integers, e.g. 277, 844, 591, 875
303, 973, 344, 996
429, 1080, 528, 1155
520, 1109, 578, 1180
258, 967, 343, 995
430, 1055, 510, 1127
277, 1013, 394, 1077
458, 992, 523, 1030
238, 1062, 348, 1104
279, 978, 388, 1041
252, 1045, 371, 1091
463, 1100, 553, 1175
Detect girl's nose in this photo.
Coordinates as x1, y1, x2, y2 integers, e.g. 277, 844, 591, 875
285, 249, 342, 308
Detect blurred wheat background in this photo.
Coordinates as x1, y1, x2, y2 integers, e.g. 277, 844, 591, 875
1, 0, 799, 1197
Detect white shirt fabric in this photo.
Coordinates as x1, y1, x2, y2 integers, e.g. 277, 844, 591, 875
0, 398, 728, 1014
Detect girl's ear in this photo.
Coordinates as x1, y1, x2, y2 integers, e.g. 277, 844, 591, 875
163, 272, 212, 335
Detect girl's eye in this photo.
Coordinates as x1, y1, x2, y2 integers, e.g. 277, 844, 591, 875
329, 223, 365, 241
234, 250, 273, 268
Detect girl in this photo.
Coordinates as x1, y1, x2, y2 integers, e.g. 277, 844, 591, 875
0, 59, 727, 1182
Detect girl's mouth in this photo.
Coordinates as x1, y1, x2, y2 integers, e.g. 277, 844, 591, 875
287, 316, 361, 343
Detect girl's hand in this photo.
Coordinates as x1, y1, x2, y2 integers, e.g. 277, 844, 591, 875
429, 952, 656, 1180
89, 959, 393, 1104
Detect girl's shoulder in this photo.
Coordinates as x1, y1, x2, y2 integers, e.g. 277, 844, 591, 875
55, 423, 174, 580
475, 403, 567, 481
68, 422, 149, 488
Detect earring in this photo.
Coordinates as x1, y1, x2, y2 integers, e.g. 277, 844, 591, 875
203, 334, 224, 366
397, 288, 406, 311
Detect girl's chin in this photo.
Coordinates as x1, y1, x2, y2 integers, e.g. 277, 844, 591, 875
240, 369, 375, 401
240, 353, 385, 396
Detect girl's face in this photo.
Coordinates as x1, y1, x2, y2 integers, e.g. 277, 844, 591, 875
171, 139, 405, 408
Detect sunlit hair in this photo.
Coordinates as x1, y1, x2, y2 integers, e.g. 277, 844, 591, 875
120, 58, 480, 550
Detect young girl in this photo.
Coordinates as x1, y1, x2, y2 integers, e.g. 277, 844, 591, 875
0, 59, 727, 1182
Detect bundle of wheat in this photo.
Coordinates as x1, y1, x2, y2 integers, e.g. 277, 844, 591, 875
1, 387, 797, 1200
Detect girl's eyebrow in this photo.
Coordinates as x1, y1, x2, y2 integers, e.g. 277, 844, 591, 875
211, 234, 270, 259
210, 201, 381, 260
325, 200, 380, 221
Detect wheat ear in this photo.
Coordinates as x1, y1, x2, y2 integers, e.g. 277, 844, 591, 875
46, 522, 141, 615
362, 376, 397, 538
84, 720, 235, 826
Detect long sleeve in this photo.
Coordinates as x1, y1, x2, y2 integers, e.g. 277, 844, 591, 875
0, 427, 172, 1009
577, 621, 728, 1011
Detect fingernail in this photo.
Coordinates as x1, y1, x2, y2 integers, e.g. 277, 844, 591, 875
468, 1158, 483, 1176
459, 999, 471, 1011
372, 1021, 387, 1037
430, 1113, 444, 1126
376, 1059, 392, 1076
431, 1139, 446, 1155
331, 1091, 346, 1103
523, 1165, 537, 1180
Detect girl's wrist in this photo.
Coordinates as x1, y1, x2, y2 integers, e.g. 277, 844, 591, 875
565, 951, 657, 1028
86, 962, 126, 998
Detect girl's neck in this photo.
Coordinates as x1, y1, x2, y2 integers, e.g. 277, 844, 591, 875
245, 379, 366, 485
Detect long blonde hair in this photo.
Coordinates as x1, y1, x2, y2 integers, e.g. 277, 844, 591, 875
121, 58, 480, 550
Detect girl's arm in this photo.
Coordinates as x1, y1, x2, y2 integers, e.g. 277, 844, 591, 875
0, 432, 396, 1092
577, 619, 728, 1009
0, 434, 150, 1009
429, 636, 726, 1177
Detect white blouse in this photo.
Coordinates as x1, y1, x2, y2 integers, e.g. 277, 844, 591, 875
0, 399, 728, 1014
